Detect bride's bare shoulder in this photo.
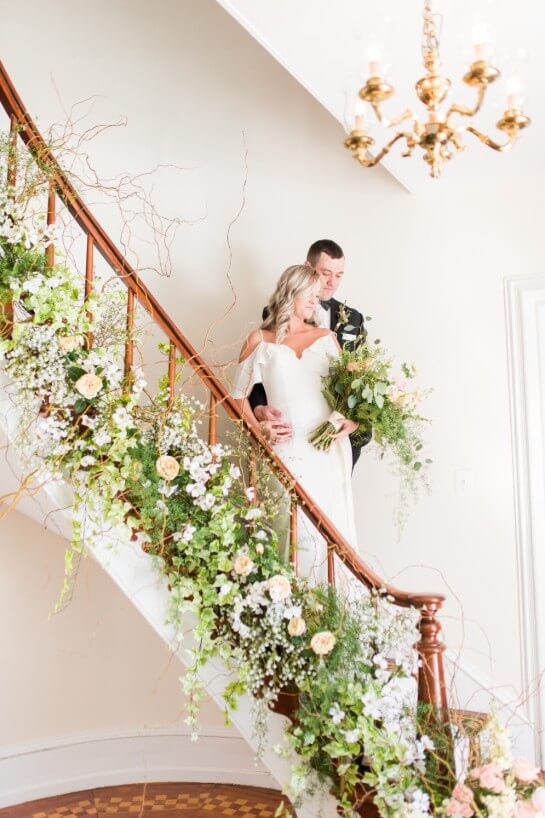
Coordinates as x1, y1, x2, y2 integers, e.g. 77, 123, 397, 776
239, 328, 274, 362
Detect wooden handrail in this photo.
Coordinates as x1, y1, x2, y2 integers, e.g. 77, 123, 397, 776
0, 60, 448, 713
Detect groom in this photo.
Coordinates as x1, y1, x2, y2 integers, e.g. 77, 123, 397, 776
249, 239, 370, 467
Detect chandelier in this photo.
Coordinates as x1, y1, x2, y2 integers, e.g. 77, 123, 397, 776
344, 0, 531, 178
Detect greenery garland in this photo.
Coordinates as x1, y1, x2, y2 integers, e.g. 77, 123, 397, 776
1, 134, 543, 818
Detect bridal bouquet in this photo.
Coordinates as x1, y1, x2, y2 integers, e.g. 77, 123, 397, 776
309, 339, 431, 475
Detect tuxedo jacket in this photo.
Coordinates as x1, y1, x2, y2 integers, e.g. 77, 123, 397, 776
248, 298, 370, 466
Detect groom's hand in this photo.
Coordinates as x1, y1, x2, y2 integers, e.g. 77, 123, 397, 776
254, 404, 283, 423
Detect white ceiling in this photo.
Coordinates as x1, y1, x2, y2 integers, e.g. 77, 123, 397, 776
216, 0, 543, 193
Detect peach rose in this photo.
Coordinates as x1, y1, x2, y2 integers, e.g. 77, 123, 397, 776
156, 455, 180, 481
288, 616, 306, 637
267, 574, 291, 602
233, 553, 255, 576
75, 372, 103, 399
310, 631, 336, 656
514, 758, 541, 784
59, 334, 83, 353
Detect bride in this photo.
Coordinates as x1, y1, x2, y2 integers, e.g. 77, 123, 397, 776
231, 264, 359, 585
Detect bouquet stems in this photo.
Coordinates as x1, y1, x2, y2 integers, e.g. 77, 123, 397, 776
309, 421, 337, 452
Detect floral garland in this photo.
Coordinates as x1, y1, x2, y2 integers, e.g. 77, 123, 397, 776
1, 140, 543, 818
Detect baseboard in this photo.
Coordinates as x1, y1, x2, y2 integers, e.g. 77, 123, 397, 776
0, 726, 275, 808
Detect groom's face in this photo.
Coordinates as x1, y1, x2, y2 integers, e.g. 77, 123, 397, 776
314, 252, 344, 300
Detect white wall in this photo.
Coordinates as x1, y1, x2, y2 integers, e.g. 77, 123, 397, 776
0, 508, 224, 744
1, 0, 543, 751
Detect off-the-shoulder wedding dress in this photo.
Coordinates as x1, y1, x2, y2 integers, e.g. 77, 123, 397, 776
231, 333, 358, 585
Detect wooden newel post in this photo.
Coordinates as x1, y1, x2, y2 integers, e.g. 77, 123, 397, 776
410, 593, 448, 717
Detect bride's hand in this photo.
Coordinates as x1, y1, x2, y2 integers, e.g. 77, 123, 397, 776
332, 419, 359, 440
259, 419, 293, 445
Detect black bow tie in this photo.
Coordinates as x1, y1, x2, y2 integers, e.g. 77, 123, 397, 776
320, 299, 332, 311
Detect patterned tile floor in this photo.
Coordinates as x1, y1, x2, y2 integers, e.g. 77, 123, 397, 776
1, 783, 294, 818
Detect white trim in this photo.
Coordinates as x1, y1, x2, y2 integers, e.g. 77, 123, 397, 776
0, 727, 275, 808
505, 274, 545, 766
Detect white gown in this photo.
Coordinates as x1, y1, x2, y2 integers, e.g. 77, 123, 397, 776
231, 333, 358, 585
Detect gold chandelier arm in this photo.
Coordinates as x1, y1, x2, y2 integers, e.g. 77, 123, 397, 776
447, 85, 486, 119
355, 131, 413, 167
371, 101, 415, 129
464, 125, 516, 153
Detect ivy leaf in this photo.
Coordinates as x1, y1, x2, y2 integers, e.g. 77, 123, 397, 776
347, 393, 358, 409
374, 381, 388, 395
414, 461, 422, 470
67, 365, 86, 381
375, 394, 384, 409
73, 398, 88, 414
351, 379, 362, 390
344, 324, 355, 332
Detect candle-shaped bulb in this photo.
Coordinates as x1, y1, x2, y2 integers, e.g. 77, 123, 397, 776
506, 76, 522, 110
354, 100, 366, 131
471, 21, 491, 60
366, 44, 383, 77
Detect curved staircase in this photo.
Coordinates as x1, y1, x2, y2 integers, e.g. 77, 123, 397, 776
0, 61, 487, 816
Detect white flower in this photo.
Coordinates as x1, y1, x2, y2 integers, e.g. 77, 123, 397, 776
24, 274, 44, 294
283, 605, 302, 620
267, 574, 292, 602
328, 703, 345, 724
197, 493, 216, 511
245, 487, 255, 502
181, 524, 196, 543
409, 789, 430, 813
80, 455, 96, 468
245, 507, 263, 521
219, 583, 232, 598
186, 482, 206, 498
343, 729, 360, 744
229, 464, 241, 479
255, 529, 268, 540
288, 616, 306, 637
234, 553, 255, 576
75, 372, 103, 399
156, 455, 180, 481
112, 406, 133, 430
80, 415, 97, 429
310, 631, 336, 656
94, 429, 111, 447
255, 543, 264, 555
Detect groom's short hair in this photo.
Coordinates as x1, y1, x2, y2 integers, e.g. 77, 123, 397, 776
306, 239, 344, 266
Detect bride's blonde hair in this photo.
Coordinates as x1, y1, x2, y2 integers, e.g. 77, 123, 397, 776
261, 264, 320, 343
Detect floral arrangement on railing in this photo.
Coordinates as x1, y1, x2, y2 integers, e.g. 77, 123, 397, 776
1, 132, 543, 818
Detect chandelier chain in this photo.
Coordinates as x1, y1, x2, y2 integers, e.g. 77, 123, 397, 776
422, 0, 440, 72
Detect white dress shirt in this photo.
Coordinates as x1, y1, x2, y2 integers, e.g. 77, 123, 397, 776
316, 303, 331, 329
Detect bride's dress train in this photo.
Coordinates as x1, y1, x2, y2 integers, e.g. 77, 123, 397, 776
231, 333, 358, 585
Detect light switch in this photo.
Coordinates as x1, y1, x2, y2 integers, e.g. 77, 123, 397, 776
455, 469, 475, 498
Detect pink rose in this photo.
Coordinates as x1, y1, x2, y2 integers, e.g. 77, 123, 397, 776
516, 801, 538, 818
532, 789, 545, 812
346, 361, 359, 372
445, 799, 473, 817
470, 763, 504, 793
452, 784, 474, 805
514, 758, 540, 784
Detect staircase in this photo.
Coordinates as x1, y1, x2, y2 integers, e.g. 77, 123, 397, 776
0, 60, 481, 816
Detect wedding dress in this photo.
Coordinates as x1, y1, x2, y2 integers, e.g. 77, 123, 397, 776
231, 332, 358, 585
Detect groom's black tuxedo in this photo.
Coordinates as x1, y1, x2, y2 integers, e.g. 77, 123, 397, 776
249, 298, 370, 467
